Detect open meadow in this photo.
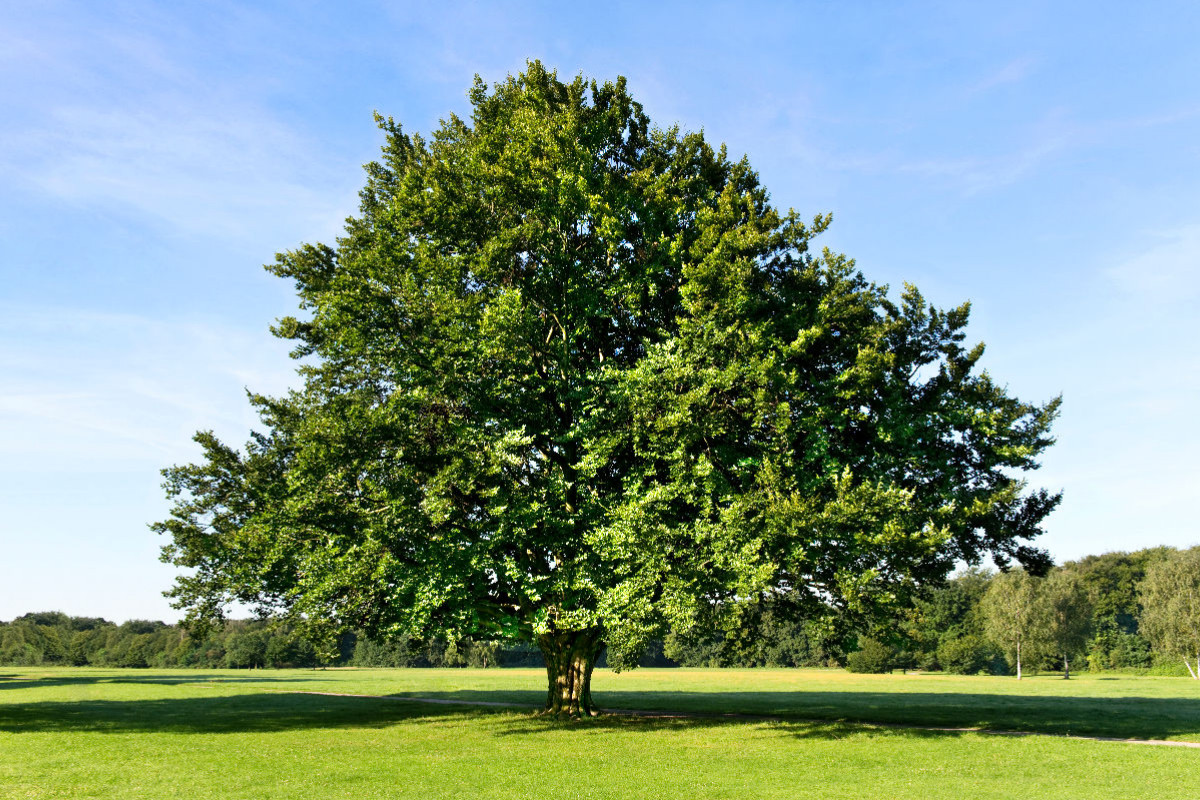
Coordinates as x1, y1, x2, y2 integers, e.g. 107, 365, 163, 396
2, 667, 1198, 799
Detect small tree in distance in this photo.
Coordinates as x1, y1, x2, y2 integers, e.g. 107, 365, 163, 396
156, 62, 1061, 716
1138, 548, 1200, 679
1034, 569, 1091, 679
981, 570, 1042, 679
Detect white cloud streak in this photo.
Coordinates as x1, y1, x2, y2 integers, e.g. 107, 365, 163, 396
4, 99, 356, 245
963, 55, 1039, 96
0, 5, 360, 246
1107, 224, 1200, 302
0, 305, 297, 469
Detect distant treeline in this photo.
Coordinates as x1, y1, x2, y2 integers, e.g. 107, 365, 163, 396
673, 546, 1194, 677
1, 547, 1193, 674
0, 614, 540, 670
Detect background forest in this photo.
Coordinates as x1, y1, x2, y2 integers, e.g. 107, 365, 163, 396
2, 547, 1191, 676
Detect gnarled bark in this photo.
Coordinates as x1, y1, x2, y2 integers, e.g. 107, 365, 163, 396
538, 628, 603, 717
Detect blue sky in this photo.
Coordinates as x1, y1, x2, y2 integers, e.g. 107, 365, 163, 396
2, 1, 1198, 622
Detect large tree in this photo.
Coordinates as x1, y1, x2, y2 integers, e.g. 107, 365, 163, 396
156, 63, 1060, 716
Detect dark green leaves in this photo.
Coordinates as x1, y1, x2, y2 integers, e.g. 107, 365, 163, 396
157, 62, 1059, 663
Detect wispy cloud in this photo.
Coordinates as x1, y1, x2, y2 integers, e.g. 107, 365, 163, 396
0, 305, 297, 469
893, 130, 1074, 194
1107, 224, 1200, 301
4, 99, 356, 244
32, 104, 343, 235
964, 56, 1039, 96
0, 5, 359, 245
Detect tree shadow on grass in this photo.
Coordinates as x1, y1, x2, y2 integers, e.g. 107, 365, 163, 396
304, 685, 1200, 741
487, 711, 977, 743
0, 690, 974, 744
0, 671, 332, 691
0, 691, 447, 734
600, 688, 1200, 741
2, 685, 1198, 741
369, 688, 1200, 741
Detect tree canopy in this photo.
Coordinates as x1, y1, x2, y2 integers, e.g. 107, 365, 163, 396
1032, 569, 1091, 678
156, 62, 1061, 715
1138, 547, 1200, 679
980, 569, 1042, 679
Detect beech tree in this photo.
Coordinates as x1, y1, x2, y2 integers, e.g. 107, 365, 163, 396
1138, 548, 1200, 679
156, 62, 1060, 716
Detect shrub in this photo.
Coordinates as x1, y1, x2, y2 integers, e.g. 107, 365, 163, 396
1088, 630, 1153, 670
1147, 659, 1193, 677
845, 638, 893, 673
937, 635, 1000, 675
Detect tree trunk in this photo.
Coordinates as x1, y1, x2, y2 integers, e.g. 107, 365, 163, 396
1016, 640, 1022, 680
1062, 652, 1070, 680
537, 628, 603, 717
1187, 655, 1199, 681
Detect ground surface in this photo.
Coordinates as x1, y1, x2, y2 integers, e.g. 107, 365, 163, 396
2, 667, 1198, 798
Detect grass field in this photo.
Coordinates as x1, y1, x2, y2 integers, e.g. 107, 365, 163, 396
2, 667, 1198, 799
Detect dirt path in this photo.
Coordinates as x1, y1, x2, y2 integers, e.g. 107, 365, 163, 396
282, 689, 1200, 749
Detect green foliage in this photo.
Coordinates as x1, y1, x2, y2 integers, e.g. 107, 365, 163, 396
661, 596, 841, 668
980, 570, 1043, 677
0, 549, 1181, 674
265, 632, 317, 668
224, 629, 270, 668
154, 62, 1060, 674
1032, 569, 1092, 676
0, 611, 530, 670
1138, 547, 1200, 678
901, 567, 993, 669
350, 633, 424, 667
1069, 549, 1169, 624
0, 614, 320, 670
845, 638, 894, 673
465, 640, 501, 668
1146, 659, 1195, 677
1087, 630, 1153, 671
1065, 548, 1168, 668
936, 634, 1003, 675
662, 627, 726, 668
0, 628, 42, 666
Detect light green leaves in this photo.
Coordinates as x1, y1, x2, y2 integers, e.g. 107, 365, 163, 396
157, 62, 1060, 666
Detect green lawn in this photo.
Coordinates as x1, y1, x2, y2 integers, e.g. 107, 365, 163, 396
2, 667, 1198, 799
